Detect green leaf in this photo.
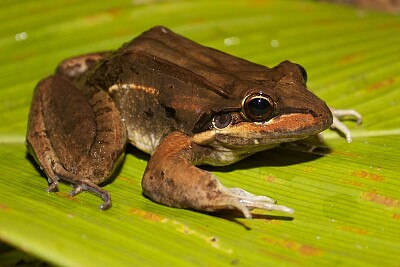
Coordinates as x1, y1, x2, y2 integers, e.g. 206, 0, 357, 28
1, 1, 399, 266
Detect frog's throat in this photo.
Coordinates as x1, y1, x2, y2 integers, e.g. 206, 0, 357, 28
192, 112, 332, 146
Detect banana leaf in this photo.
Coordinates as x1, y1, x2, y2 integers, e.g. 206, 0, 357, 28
0, 0, 399, 266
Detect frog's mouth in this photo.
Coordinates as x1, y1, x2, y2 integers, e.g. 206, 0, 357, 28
192, 112, 332, 147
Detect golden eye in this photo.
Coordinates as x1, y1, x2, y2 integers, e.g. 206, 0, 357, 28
242, 93, 275, 122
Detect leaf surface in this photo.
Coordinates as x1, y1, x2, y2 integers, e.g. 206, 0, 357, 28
1, 1, 399, 266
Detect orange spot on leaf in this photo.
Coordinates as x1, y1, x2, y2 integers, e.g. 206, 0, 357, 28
118, 176, 135, 184
106, 8, 121, 17
341, 179, 365, 187
332, 151, 359, 158
341, 225, 369, 235
351, 170, 385, 182
367, 78, 395, 91
303, 166, 315, 173
264, 219, 282, 225
57, 192, 80, 203
362, 191, 400, 208
263, 236, 323, 257
0, 204, 10, 211
265, 175, 276, 182
338, 52, 365, 65
261, 249, 300, 264
84, 8, 121, 23
129, 208, 165, 222
299, 245, 323, 256
13, 51, 34, 61
392, 213, 400, 219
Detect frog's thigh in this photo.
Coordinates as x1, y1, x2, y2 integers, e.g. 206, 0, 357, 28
142, 131, 293, 218
26, 77, 62, 192
26, 75, 125, 209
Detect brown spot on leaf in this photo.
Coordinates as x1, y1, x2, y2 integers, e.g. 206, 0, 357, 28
118, 176, 135, 184
298, 245, 323, 257
0, 204, 10, 211
392, 213, 400, 219
338, 52, 365, 65
303, 166, 315, 173
13, 51, 34, 61
263, 236, 323, 257
362, 191, 400, 208
351, 170, 385, 182
367, 78, 395, 91
341, 179, 365, 187
341, 225, 369, 235
265, 175, 275, 182
332, 151, 359, 158
129, 208, 165, 222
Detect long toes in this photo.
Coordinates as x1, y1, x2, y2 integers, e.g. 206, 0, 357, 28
240, 195, 275, 203
46, 182, 59, 193
229, 188, 275, 203
224, 187, 294, 217
330, 108, 363, 143
68, 185, 83, 196
240, 199, 294, 214
66, 181, 112, 210
82, 183, 112, 210
99, 197, 112, 210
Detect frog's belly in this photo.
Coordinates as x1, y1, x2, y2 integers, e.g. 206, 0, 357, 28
127, 126, 170, 155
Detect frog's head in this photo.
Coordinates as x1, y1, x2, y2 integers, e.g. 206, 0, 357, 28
192, 61, 333, 153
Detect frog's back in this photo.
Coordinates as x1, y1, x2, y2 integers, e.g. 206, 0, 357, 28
125, 26, 270, 92
88, 27, 271, 138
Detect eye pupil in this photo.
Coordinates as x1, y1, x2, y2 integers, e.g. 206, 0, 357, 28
248, 98, 272, 117
243, 93, 275, 121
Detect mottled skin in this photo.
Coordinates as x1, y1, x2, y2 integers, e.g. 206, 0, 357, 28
26, 26, 360, 218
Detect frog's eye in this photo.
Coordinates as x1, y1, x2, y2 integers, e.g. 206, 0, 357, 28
212, 113, 232, 129
242, 93, 275, 122
296, 64, 307, 83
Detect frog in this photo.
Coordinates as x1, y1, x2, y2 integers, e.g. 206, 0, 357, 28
26, 26, 361, 218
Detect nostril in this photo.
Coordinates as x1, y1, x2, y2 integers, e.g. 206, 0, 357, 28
308, 109, 318, 117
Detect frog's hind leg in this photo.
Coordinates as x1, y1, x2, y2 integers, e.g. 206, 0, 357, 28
26, 74, 126, 210
142, 131, 293, 219
52, 169, 113, 210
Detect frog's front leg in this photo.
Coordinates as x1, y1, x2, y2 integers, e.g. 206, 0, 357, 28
26, 74, 126, 209
142, 131, 293, 219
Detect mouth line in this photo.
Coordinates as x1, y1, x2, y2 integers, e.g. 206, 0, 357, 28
192, 112, 332, 146
216, 112, 332, 143
278, 107, 319, 118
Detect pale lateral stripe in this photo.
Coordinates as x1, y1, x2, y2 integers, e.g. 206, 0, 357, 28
108, 83, 159, 96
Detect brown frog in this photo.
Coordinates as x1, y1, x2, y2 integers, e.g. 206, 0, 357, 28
26, 26, 361, 218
